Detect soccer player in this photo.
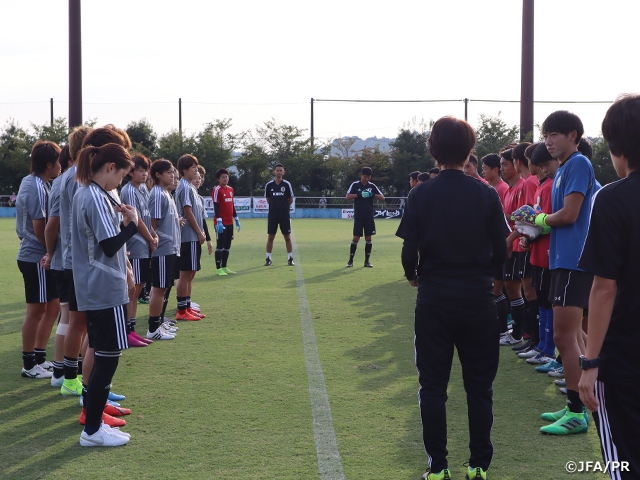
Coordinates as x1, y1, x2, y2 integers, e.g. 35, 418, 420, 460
409, 171, 420, 189
148, 160, 181, 338
16, 140, 62, 379
498, 148, 527, 346
398, 116, 508, 480
345, 167, 384, 268
417, 172, 430, 183
429, 167, 440, 178
72, 142, 137, 447
578, 94, 640, 477
212, 168, 240, 275
481, 154, 509, 202
264, 163, 294, 266
195, 165, 213, 261
120, 154, 157, 346
463, 154, 489, 183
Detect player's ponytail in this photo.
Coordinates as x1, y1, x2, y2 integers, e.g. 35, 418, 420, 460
75, 143, 133, 185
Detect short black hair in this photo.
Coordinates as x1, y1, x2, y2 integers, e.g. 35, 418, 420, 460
427, 116, 476, 167
481, 154, 501, 170
417, 172, 430, 182
541, 110, 584, 144
409, 171, 420, 181
274, 163, 285, 170
361, 167, 373, 176
512, 142, 531, 163
30, 140, 61, 175
429, 167, 440, 175
215, 168, 229, 179
578, 137, 593, 160
524, 143, 540, 162
602, 94, 640, 170
500, 148, 514, 164
530, 143, 554, 166
467, 154, 478, 166
177, 154, 198, 176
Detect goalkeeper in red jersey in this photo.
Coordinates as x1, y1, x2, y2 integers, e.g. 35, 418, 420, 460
212, 168, 240, 276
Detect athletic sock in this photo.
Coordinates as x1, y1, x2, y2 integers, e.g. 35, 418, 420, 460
288, 252, 293, 260
543, 308, 556, 357
84, 353, 119, 431
22, 351, 36, 370
537, 306, 547, 352
266, 252, 271, 260
78, 354, 82, 373
527, 299, 539, 344
81, 382, 88, 408
186, 296, 191, 309
349, 241, 357, 261
34, 348, 46, 365
63, 356, 78, 380
567, 389, 584, 413
510, 298, 526, 340
53, 360, 64, 379
496, 294, 509, 334
148, 315, 162, 333
365, 241, 372, 262
222, 249, 229, 267
215, 249, 222, 269
177, 296, 188, 312
130, 317, 136, 332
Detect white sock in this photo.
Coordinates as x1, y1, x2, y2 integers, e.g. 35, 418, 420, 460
266, 253, 271, 259
288, 253, 293, 260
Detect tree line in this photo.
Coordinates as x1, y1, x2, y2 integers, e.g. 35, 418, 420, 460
0, 115, 618, 197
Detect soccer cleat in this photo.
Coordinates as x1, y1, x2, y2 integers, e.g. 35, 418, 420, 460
216, 268, 228, 276
127, 332, 147, 347
79, 408, 126, 427
517, 347, 540, 359
555, 378, 566, 386
541, 406, 589, 424
188, 308, 205, 319
130, 331, 153, 344
137, 297, 150, 304
364, 261, 373, 268
527, 353, 555, 365
466, 466, 488, 480
79, 396, 120, 408
51, 374, 64, 387
190, 301, 200, 310
162, 322, 179, 333
547, 366, 565, 378
499, 333, 522, 346
264, 258, 272, 266
558, 387, 567, 394
22, 364, 53, 379
222, 267, 236, 274
39, 361, 54, 371
163, 316, 177, 326
540, 410, 588, 435
346, 260, 353, 268
103, 403, 131, 416
80, 423, 130, 447
288, 258, 295, 266
175, 310, 201, 321
534, 359, 561, 373
108, 391, 126, 402
423, 469, 452, 480
512, 340, 532, 351
61, 378, 83, 395
146, 328, 175, 340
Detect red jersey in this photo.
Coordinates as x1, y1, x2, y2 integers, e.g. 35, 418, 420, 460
529, 177, 552, 268
493, 179, 509, 204
476, 175, 489, 185
212, 185, 235, 225
502, 176, 525, 252
523, 173, 538, 205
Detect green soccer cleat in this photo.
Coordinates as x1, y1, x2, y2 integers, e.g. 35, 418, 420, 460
466, 466, 487, 480
541, 406, 589, 424
61, 378, 83, 396
216, 268, 228, 276
540, 410, 588, 435
423, 469, 452, 480
221, 267, 236, 274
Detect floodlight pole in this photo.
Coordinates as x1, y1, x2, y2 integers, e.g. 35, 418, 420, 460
69, 0, 83, 128
310, 98, 315, 149
520, 0, 534, 140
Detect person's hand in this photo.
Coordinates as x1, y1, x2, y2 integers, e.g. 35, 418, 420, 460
215, 218, 225, 234
409, 278, 419, 287
117, 204, 138, 226
149, 235, 158, 252
514, 220, 543, 239
179, 216, 186, 227
235, 217, 241, 232
197, 230, 206, 245
519, 237, 530, 251
206, 240, 213, 255
578, 368, 599, 412
41, 254, 51, 270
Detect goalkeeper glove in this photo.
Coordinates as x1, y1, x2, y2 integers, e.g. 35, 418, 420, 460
360, 190, 371, 198
215, 218, 225, 234
235, 217, 241, 232
511, 205, 550, 234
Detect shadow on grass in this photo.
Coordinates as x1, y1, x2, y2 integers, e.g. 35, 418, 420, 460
0, 301, 27, 337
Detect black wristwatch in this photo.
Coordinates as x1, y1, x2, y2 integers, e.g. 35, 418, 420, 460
579, 355, 600, 370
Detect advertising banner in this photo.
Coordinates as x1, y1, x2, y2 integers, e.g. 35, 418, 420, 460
253, 197, 296, 214
341, 209, 354, 219
234, 197, 251, 214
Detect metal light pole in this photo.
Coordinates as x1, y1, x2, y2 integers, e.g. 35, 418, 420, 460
520, 0, 534, 140
69, 0, 83, 128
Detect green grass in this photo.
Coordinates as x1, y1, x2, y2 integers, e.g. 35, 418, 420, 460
0, 218, 607, 479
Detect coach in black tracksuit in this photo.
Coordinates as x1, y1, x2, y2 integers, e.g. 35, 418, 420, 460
397, 116, 509, 478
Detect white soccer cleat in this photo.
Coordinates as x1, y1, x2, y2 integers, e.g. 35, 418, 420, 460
22, 364, 53, 379
146, 328, 175, 340
80, 423, 130, 447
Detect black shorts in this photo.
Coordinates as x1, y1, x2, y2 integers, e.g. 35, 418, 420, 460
548, 268, 593, 309
151, 254, 176, 289
267, 216, 291, 235
17, 260, 57, 304
522, 251, 532, 278
179, 241, 201, 272
129, 257, 150, 285
216, 224, 234, 250
493, 261, 505, 281
530, 265, 551, 292
353, 217, 376, 237
86, 304, 129, 351
52, 269, 70, 304
65, 268, 79, 312
503, 251, 527, 281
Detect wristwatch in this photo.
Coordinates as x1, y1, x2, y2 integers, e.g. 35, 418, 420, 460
579, 355, 600, 370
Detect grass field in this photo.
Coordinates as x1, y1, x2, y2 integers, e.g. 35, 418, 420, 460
0, 217, 608, 480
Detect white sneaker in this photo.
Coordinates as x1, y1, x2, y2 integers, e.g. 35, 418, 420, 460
103, 423, 131, 439
160, 325, 177, 336
526, 353, 555, 365
161, 322, 178, 333
79, 423, 130, 447
22, 364, 53, 379
39, 361, 54, 371
191, 302, 200, 310
163, 316, 177, 326
51, 375, 64, 387
499, 333, 522, 346
517, 348, 540, 359
146, 328, 175, 340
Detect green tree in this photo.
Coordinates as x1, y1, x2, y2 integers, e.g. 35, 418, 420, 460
31, 117, 69, 146
474, 113, 519, 160
233, 143, 271, 196
193, 119, 237, 194
343, 146, 392, 195
390, 128, 435, 194
589, 137, 618, 186
156, 129, 198, 164
0, 121, 34, 194
126, 119, 157, 157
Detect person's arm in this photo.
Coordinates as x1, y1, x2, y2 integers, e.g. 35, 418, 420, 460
33, 218, 46, 247
202, 219, 213, 254
398, 191, 420, 286
100, 222, 139, 258
346, 182, 358, 200
288, 197, 293, 206
488, 196, 510, 270
213, 202, 221, 220
544, 192, 584, 227
183, 205, 205, 244
44, 216, 60, 265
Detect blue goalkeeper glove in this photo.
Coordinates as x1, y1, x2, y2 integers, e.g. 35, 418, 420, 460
235, 217, 241, 232
215, 218, 225, 234
360, 190, 371, 198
